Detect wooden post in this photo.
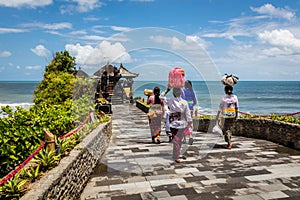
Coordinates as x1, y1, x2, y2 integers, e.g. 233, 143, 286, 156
89, 106, 95, 122
44, 129, 55, 152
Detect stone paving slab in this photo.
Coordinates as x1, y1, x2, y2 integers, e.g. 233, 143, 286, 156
80, 104, 300, 200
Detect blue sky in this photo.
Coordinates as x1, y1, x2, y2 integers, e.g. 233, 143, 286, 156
0, 0, 300, 81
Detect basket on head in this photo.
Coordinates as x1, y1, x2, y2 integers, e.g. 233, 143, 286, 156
144, 89, 153, 96
221, 74, 239, 86
168, 67, 185, 88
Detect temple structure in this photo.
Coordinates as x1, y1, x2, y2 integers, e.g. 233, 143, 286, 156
93, 63, 138, 104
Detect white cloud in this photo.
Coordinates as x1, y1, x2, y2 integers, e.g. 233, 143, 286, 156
258, 29, 300, 55
83, 17, 101, 21
82, 35, 107, 41
25, 65, 42, 70
202, 4, 296, 41
261, 47, 291, 57
0, 27, 27, 34
0, 51, 12, 57
74, 0, 103, 12
91, 25, 132, 34
258, 29, 300, 47
202, 29, 251, 41
150, 35, 187, 50
99, 41, 131, 62
70, 30, 87, 35
196, 4, 300, 81
43, 23, 72, 30
31, 45, 51, 57
91, 26, 106, 34
150, 35, 208, 50
22, 22, 72, 30
251, 4, 295, 21
110, 26, 132, 32
61, 0, 103, 14
186, 35, 210, 49
0, 0, 52, 8
45, 30, 64, 36
65, 41, 131, 66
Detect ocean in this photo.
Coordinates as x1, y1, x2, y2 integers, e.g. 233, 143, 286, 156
133, 81, 300, 115
0, 81, 299, 116
0, 81, 38, 106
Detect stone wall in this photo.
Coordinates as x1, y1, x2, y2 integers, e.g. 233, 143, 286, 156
193, 118, 300, 150
21, 121, 112, 200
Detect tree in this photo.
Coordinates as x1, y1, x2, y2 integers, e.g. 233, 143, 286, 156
45, 51, 76, 74
34, 51, 76, 105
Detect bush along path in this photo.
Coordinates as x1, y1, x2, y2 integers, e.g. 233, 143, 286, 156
0, 111, 111, 199
0, 50, 110, 199
0, 111, 91, 186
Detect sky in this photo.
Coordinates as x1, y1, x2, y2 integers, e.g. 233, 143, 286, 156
0, 0, 300, 81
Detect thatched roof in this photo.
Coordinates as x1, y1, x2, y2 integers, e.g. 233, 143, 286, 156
118, 64, 138, 78
92, 63, 138, 79
76, 68, 89, 78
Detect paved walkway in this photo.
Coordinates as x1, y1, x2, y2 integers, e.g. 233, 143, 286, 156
81, 104, 300, 200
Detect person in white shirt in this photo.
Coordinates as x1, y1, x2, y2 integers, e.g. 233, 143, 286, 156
215, 85, 239, 149
160, 87, 192, 163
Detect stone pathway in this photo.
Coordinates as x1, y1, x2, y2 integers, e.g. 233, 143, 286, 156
80, 104, 300, 200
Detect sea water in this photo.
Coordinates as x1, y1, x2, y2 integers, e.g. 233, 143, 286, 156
0, 81, 38, 117
133, 81, 300, 115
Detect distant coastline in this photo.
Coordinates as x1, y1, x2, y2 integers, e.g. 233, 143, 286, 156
0, 81, 41, 83
0, 80, 299, 116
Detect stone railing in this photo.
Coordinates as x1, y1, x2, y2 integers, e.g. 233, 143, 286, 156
21, 121, 112, 200
193, 118, 300, 150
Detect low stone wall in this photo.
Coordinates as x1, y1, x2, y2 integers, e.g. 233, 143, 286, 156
193, 118, 300, 150
21, 121, 112, 200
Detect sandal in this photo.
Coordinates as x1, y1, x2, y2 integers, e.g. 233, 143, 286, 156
180, 155, 187, 160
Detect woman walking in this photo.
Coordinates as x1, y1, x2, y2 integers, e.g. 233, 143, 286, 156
160, 87, 192, 163
147, 86, 164, 144
181, 80, 197, 117
215, 85, 239, 149
181, 80, 197, 144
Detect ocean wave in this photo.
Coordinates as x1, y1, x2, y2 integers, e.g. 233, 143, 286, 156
0, 102, 33, 108
0, 103, 33, 118
197, 106, 216, 115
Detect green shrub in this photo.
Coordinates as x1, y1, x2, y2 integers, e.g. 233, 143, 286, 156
0, 50, 77, 177
0, 173, 27, 199
33, 149, 60, 172
270, 114, 300, 124
240, 113, 300, 124
21, 165, 40, 183
0, 50, 111, 198
195, 113, 299, 125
